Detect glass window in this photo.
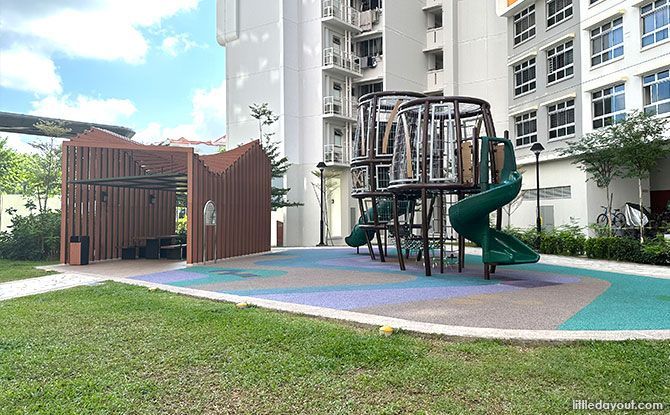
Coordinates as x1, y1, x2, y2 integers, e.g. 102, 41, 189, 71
359, 37, 382, 58
359, 82, 382, 97
643, 69, 670, 115
547, 0, 573, 28
592, 84, 626, 129
590, 17, 624, 66
641, 0, 669, 47
547, 40, 574, 84
514, 5, 536, 46
548, 99, 575, 140
515, 111, 537, 147
514, 58, 536, 96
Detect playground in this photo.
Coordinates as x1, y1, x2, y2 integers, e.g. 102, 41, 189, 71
123, 247, 670, 335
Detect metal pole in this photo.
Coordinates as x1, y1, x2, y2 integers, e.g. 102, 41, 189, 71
535, 152, 541, 248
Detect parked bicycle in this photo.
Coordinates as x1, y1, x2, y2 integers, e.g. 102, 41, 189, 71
596, 205, 626, 228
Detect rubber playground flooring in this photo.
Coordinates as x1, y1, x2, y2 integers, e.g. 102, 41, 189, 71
130, 248, 670, 331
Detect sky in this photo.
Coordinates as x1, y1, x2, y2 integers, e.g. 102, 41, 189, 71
0, 0, 226, 154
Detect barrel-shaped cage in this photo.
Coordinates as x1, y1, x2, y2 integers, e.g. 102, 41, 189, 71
389, 97, 497, 192
351, 91, 425, 197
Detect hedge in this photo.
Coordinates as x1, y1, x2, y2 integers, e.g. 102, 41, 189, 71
503, 227, 669, 266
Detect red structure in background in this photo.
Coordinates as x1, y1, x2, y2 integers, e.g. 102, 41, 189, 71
60, 128, 271, 265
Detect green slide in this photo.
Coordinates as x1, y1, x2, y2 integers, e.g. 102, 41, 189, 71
449, 137, 539, 266
345, 200, 392, 247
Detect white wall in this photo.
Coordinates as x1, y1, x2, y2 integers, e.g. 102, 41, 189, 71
453, 0, 509, 135
511, 158, 589, 230
0, 194, 61, 232
383, 0, 426, 92
651, 157, 670, 191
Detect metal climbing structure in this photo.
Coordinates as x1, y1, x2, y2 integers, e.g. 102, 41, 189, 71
345, 91, 424, 262
347, 94, 540, 278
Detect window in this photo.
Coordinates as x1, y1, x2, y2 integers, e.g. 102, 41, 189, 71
548, 99, 575, 140
523, 186, 572, 201
643, 69, 670, 115
361, 0, 381, 11
429, 52, 444, 71
514, 5, 536, 45
514, 58, 536, 96
360, 82, 382, 96
359, 37, 382, 58
590, 17, 624, 66
641, 0, 669, 47
547, 40, 574, 84
515, 111, 537, 146
592, 84, 626, 128
547, 0, 573, 28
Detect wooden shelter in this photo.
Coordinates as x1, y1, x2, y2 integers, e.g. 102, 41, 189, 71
60, 128, 271, 265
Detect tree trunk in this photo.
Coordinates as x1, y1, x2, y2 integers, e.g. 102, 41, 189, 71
638, 177, 644, 243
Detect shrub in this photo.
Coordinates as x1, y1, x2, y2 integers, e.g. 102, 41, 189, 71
642, 235, 670, 266
0, 210, 60, 261
503, 225, 585, 256
176, 214, 187, 243
584, 235, 670, 265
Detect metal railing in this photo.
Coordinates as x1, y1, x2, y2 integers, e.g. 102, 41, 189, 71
324, 143, 347, 165
323, 96, 357, 118
322, 0, 360, 28
323, 47, 362, 75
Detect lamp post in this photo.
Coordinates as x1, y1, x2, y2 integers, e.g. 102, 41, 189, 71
530, 143, 545, 248
317, 161, 327, 246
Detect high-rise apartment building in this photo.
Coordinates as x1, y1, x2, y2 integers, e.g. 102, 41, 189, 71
217, 0, 507, 246
497, 0, 669, 231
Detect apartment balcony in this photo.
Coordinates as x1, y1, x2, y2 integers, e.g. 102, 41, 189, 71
424, 27, 443, 52
423, 0, 443, 11
322, 0, 361, 33
425, 69, 444, 93
324, 143, 348, 166
323, 96, 357, 121
323, 47, 362, 77
358, 8, 382, 34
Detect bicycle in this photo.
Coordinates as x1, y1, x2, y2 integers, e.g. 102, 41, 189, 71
596, 205, 626, 229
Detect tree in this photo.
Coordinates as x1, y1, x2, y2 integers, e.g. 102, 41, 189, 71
560, 128, 624, 235
310, 169, 341, 245
0, 137, 26, 194
612, 111, 670, 242
249, 103, 302, 210
24, 120, 70, 213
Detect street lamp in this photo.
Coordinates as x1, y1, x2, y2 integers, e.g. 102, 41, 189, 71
316, 161, 327, 246
530, 143, 545, 248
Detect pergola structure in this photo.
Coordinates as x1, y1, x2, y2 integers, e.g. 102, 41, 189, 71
61, 128, 271, 264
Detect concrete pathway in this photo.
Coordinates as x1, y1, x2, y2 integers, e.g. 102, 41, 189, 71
0, 274, 101, 301
464, 247, 670, 279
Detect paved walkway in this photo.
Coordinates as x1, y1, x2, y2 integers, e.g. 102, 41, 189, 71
0, 273, 101, 301
464, 247, 670, 279
42, 247, 670, 341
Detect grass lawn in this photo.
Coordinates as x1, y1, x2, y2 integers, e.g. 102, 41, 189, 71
0, 283, 668, 414
0, 259, 55, 284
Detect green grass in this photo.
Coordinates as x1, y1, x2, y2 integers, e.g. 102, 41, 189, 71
0, 283, 668, 414
0, 259, 55, 284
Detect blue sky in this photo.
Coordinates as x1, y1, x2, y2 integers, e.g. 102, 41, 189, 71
0, 0, 226, 153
